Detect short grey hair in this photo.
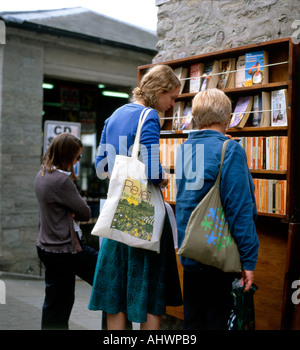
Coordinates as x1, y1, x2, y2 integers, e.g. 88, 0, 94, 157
192, 88, 232, 129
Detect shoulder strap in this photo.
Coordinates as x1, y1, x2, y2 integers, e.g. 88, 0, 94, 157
131, 107, 152, 159
215, 139, 230, 186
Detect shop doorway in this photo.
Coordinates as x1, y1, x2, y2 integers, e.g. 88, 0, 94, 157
42, 77, 131, 248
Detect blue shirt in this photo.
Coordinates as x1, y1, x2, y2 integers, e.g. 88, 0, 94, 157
95, 103, 163, 185
175, 130, 259, 271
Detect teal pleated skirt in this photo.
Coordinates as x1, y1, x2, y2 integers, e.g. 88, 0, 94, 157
88, 212, 182, 323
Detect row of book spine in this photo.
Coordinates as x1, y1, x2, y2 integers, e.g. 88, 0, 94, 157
253, 179, 286, 215
159, 138, 187, 167
234, 136, 288, 171
162, 173, 176, 202
162, 175, 287, 215
160, 136, 287, 171
163, 176, 287, 215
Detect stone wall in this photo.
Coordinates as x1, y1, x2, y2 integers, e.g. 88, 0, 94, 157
0, 33, 44, 274
154, 0, 300, 63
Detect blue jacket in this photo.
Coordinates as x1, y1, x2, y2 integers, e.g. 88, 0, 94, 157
175, 130, 259, 271
95, 103, 163, 185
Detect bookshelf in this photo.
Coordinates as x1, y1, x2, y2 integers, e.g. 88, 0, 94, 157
138, 38, 300, 329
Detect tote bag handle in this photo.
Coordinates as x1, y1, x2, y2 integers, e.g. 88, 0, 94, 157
131, 108, 152, 159
215, 139, 230, 187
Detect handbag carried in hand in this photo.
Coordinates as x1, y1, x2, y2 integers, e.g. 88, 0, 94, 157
91, 108, 166, 253
177, 139, 242, 272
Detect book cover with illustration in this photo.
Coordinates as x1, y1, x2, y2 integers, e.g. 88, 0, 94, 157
189, 63, 204, 93
235, 55, 245, 88
200, 60, 219, 91
217, 58, 235, 89
172, 101, 185, 131
252, 94, 263, 126
229, 96, 253, 128
110, 177, 155, 241
271, 89, 288, 126
245, 51, 269, 86
180, 102, 193, 130
174, 66, 188, 94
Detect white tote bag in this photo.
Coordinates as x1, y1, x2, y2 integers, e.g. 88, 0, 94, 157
91, 108, 166, 253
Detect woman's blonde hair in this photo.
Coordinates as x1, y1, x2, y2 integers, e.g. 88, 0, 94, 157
132, 64, 181, 108
42, 132, 82, 180
192, 88, 232, 129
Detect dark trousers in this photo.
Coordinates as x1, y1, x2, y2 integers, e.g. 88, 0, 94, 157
183, 268, 240, 330
37, 244, 98, 330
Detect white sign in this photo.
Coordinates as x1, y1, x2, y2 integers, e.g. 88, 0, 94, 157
44, 120, 81, 153
44, 120, 81, 176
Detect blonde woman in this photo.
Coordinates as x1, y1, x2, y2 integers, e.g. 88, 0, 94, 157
89, 65, 183, 330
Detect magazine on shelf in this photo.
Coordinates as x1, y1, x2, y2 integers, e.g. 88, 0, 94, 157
189, 63, 204, 93
229, 96, 253, 128
235, 55, 245, 88
180, 102, 193, 130
217, 58, 235, 89
200, 60, 219, 91
172, 101, 185, 131
245, 50, 269, 86
173, 67, 188, 94
271, 89, 288, 127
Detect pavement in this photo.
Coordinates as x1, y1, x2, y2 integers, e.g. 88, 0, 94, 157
0, 272, 103, 330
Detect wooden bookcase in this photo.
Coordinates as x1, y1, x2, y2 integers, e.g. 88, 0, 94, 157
138, 38, 300, 329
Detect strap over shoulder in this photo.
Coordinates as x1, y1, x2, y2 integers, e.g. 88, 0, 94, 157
215, 138, 231, 185
131, 107, 152, 159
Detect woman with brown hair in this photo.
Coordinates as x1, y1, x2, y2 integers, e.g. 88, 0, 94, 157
35, 132, 98, 329
89, 65, 183, 330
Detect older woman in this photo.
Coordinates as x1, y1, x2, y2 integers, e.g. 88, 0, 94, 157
89, 65, 183, 330
175, 89, 259, 330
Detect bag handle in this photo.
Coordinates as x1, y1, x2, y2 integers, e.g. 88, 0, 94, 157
131, 107, 152, 159
215, 139, 230, 186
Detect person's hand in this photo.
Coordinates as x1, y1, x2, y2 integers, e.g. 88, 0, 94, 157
240, 270, 254, 292
159, 178, 168, 189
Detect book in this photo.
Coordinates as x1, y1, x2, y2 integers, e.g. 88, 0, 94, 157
174, 67, 188, 94
172, 101, 185, 131
200, 60, 219, 91
237, 136, 287, 171
217, 58, 236, 89
245, 50, 269, 86
260, 91, 271, 127
189, 63, 204, 93
271, 89, 288, 126
180, 102, 193, 130
235, 55, 245, 88
159, 138, 186, 168
252, 179, 286, 215
252, 94, 262, 126
157, 110, 165, 127
229, 96, 253, 128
